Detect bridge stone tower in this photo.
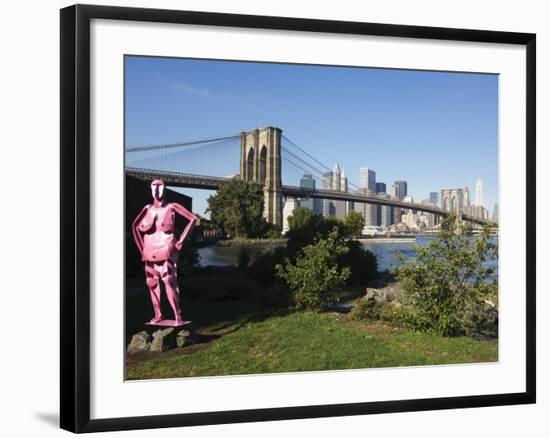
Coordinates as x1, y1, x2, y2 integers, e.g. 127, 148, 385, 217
441, 188, 465, 216
240, 127, 283, 228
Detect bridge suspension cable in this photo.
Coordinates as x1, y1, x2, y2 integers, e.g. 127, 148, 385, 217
281, 134, 332, 172
126, 134, 240, 153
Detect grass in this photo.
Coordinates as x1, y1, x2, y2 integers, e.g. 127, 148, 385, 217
126, 306, 497, 380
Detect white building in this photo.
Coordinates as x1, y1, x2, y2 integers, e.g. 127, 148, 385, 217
476, 177, 484, 207
282, 196, 299, 234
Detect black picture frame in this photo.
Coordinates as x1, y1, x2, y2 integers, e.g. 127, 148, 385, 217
60, 4, 536, 433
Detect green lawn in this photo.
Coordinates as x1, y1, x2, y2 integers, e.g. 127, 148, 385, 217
126, 308, 497, 380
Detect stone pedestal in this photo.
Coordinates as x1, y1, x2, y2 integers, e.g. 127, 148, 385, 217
127, 322, 197, 353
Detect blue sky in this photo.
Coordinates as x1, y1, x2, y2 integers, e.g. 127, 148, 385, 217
125, 56, 498, 217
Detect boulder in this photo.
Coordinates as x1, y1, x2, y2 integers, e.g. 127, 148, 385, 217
176, 325, 197, 348
150, 327, 177, 352
127, 324, 198, 352
127, 331, 152, 353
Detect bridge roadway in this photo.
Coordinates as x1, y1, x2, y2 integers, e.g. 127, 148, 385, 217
126, 167, 491, 226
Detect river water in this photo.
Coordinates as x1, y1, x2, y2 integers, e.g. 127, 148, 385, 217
197, 236, 498, 273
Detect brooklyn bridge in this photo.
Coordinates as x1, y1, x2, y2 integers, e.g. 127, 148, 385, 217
125, 126, 491, 227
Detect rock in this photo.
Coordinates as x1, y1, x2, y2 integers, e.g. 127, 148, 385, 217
365, 287, 397, 305
127, 324, 198, 353
127, 331, 152, 353
150, 327, 177, 352
176, 327, 196, 347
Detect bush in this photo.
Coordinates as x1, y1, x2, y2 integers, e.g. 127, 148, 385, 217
394, 216, 498, 337
285, 207, 320, 257
248, 246, 287, 285
183, 270, 259, 301
339, 240, 378, 285
350, 297, 371, 320
264, 223, 283, 239
351, 297, 400, 322
257, 282, 292, 308
276, 228, 351, 311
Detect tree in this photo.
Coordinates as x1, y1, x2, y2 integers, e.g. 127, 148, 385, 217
394, 216, 498, 336
287, 206, 317, 231
206, 179, 265, 238
285, 207, 319, 257
345, 210, 364, 239
276, 227, 351, 311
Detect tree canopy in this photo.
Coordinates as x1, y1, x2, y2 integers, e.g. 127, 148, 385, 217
206, 179, 265, 238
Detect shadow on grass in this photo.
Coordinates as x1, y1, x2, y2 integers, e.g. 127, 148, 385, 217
125, 269, 292, 347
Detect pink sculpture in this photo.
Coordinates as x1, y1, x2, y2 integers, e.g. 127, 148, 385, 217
132, 179, 197, 327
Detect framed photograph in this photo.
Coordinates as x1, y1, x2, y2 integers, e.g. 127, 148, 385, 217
60, 4, 536, 433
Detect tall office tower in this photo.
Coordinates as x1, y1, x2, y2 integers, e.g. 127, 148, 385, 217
389, 184, 397, 198
429, 192, 438, 205
476, 177, 484, 207
374, 183, 387, 225
353, 188, 377, 226
463, 186, 470, 207
360, 167, 376, 190
359, 168, 377, 224
299, 173, 322, 214
380, 194, 393, 227
364, 190, 378, 226
321, 171, 334, 217
393, 180, 408, 200
492, 203, 499, 223
332, 163, 347, 219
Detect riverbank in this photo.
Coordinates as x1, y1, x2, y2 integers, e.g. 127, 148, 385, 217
359, 237, 416, 243
216, 238, 287, 247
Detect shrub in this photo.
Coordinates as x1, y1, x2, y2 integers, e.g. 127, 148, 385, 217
339, 240, 378, 285
351, 297, 400, 322
285, 207, 319, 257
394, 216, 498, 337
276, 228, 351, 311
248, 246, 287, 285
257, 282, 292, 308
350, 297, 371, 320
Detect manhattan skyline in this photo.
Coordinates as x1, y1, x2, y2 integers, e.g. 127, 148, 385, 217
125, 56, 498, 217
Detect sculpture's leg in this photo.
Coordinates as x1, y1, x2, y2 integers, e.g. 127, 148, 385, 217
162, 259, 182, 323
145, 263, 163, 323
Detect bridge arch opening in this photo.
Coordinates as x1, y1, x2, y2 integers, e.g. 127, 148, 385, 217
246, 147, 255, 181
451, 195, 458, 213
259, 145, 267, 185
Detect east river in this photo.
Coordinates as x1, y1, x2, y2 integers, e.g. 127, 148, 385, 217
197, 235, 498, 274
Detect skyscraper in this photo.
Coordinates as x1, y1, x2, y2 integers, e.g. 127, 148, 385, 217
375, 182, 386, 194
321, 171, 333, 217
393, 180, 408, 200
476, 177, 484, 207
359, 167, 377, 225
332, 163, 348, 219
360, 167, 376, 191
429, 192, 438, 205
492, 202, 499, 223
299, 174, 321, 214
